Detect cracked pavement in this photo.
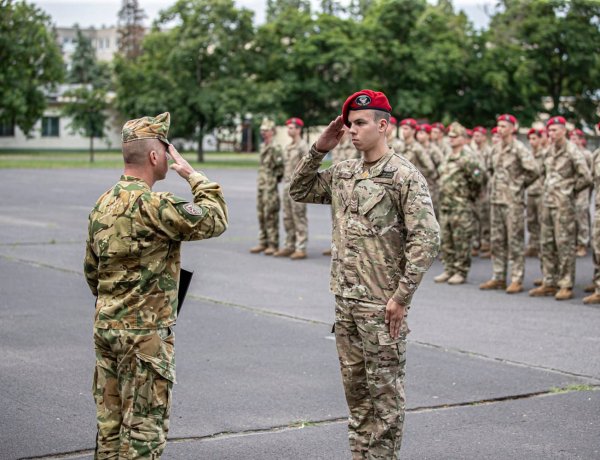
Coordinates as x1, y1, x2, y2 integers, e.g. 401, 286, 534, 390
1, 168, 599, 460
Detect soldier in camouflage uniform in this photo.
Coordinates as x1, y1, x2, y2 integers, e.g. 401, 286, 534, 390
434, 122, 485, 285
274, 117, 309, 259
480, 114, 539, 294
399, 118, 439, 199
570, 129, 594, 257
249, 118, 284, 255
84, 112, 228, 459
583, 122, 600, 304
530, 116, 592, 300
290, 90, 440, 460
386, 116, 404, 154
525, 128, 546, 257
470, 126, 492, 257
431, 122, 452, 158
416, 123, 443, 216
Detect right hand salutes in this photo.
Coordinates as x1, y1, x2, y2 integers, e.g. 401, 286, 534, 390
315, 116, 346, 153
168, 145, 195, 179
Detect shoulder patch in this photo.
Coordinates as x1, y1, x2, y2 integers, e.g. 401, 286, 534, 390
182, 203, 204, 217
378, 171, 395, 179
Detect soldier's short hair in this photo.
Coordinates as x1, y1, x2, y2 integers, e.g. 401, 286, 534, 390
373, 110, 390, 125
122, 138, 165, 165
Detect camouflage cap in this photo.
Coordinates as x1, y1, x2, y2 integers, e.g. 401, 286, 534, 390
122, 112, 170, 144
448, 122, 466, 138
260, 117, 276, 131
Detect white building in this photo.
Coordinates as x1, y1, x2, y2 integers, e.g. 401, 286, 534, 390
55, 25, 121, 65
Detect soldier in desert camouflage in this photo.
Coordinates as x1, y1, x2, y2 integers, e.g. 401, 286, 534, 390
583, 122, 600, 304
290, 89, 440, 460
416, 123, 443, 216
570, 129, 594, 257
525, 128, 546, 258
386, 116, 404, 154
470, 126, 492, 258
249, 118, 284, 255
84, 112, 228, 458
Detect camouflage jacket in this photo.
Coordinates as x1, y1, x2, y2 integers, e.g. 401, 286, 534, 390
439, 147, 485, 211
388, 137, 404, 155
399, 140, 438, 185
594, 148, 600, 209
527, 146, 547, 196
84, 173, 228, 329
283, 138, 309, 182
542, 140, 592, 208
427, 143, 445, 172
289, 145, 440, 307
258, 142, 284, 190
489, 138, 539, 206
332, 138, 360, 165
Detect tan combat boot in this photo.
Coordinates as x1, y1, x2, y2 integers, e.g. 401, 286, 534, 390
576, 246, 587, 257
525, 247, 538, 257
584, 283, 595, 293
447, 273, 466, 285
249, 245, 267, 254
264, 246, 277, 256
528, 285, 558, 297
479, 279, 506, 290
583, 292, 600, 304
533, 278, 543, 286
480, 243, 491, 253
471, 247, 479, 257
506, 281, 523, 294
322, 249, 332, 256
555, 288, 573, 301
433, 272, 452, 283
274, 248, 295, 257
290, 250, 307, 260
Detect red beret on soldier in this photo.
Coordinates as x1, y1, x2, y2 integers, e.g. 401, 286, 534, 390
527, 128, 543, 138
497, 114, 517, 125
400, 118, 418, 129
389, 116, 398, 126
417, 123, 432, 134
473, 126, 487, 135
432, 122, 445, 132
342, 89, 392, 127
491, 127, 499, 135
546, 116, 566, 127
286, 117, 304, 127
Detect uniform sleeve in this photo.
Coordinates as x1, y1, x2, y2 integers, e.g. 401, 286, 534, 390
392, 172, 441, 306
573, 148, 593, 194
466, 152, 485, 200
145, 171, 228, 241
289, 143, 334, 204
519, 145, 540, 189
416, 145, 438, 179
83, 220, 99, 297
272, 145, 284, 182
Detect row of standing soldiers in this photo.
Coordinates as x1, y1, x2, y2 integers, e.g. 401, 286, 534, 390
250, 114, 600, 303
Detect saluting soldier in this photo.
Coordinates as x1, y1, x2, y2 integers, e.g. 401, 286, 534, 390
529, 116, 592, 300
249, 118, 284, 255
434, 122, 485, 285
480, 114, 539, 294
84, 113, 228, 458
290, 90, 440, 460
275, 117, 309, 260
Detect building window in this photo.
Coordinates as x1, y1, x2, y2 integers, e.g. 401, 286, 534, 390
41, 117, 60, 137
0, 121, 15, 137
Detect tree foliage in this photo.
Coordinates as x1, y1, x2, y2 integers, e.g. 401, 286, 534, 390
117, 0, 146, 60
0, 0, 64, 135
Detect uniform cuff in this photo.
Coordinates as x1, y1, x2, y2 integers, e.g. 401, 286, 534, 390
187, 171, 209, 186
309, 143, 329, 159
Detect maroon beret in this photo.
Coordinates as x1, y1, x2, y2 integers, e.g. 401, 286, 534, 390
497, 114, 517, 125
574, 128, 585, 137
546, 116, 566, 127
417, 123, 432, 134
400, 118, 418, 129
491, 127, 499, 134
389, 116, 398, 126
286, 117, 304, 127
342, 90, 392, 127
473, 126, 487, 134
527, 128, 543, 137
431, 122, 445, 131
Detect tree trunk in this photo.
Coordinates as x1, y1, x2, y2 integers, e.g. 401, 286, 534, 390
90, 136, 95, 163
196, 121, 204, 163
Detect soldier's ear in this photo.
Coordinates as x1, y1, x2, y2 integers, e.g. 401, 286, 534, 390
149, 150, 158, 166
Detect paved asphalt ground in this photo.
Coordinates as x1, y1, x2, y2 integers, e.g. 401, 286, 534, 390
1, 168, 599, 460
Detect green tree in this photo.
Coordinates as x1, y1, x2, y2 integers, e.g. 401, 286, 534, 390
68, 25, 99, 84
114, 0, 256, 161
0, 0, 64, 135
117, 0, 146, 60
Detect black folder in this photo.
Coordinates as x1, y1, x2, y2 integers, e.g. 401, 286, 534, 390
177, 268, 194, 315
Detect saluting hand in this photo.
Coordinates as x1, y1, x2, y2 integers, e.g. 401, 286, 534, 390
315, 116, 346, 153
168, 145, 195, 180
385, 298, 406, 339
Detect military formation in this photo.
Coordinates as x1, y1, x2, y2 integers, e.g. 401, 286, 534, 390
84, 96, 599, 459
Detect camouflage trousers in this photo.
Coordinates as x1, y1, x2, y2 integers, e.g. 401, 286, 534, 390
428, 182, 440, 218
93, 327, 175, 459
256, 186, 280, 248
490, 203, 526, 284
472, 190, 490, 250
541, 205, 576, 289
591, 210, 600, 293
335, 296, 407, 460
440, 207, 474, 277
282, 182, 308, 251
526, 193, 543, 252
576, 189, 591, 247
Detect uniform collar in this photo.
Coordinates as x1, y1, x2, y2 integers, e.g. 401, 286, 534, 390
353, 149, 395, 179
120, 175, 151, 190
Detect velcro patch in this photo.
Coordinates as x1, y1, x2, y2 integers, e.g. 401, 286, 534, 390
182, 203, 204, 216
378, 171, 395, 179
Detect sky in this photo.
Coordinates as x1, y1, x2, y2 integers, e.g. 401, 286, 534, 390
31, 0, 495, 29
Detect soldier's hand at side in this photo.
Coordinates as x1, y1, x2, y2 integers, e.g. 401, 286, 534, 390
385, 298, 406, 339
315, 116, 345, 153
168, 145, 195, 179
